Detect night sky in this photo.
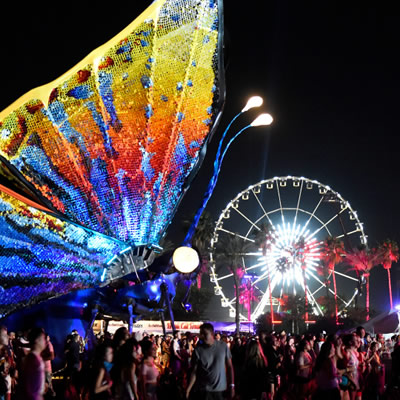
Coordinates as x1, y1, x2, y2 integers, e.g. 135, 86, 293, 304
1, 1, 399, 314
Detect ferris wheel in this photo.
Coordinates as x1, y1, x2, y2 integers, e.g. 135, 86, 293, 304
209, 176, 368, 322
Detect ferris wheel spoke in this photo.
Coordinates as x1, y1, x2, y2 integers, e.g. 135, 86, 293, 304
216, 260, 267, 282
276, 182, 285, 225
306, 287, 324, 316
232, 207, 262, 233
252, 283, 274, 319
293, 180, 304, 228
277, 286, 284, 312
336, 228, 360, 239
251, 190, 276, 228
254, 284, 265, 295
307, 270, 347, 303
333, 269, 358, 282
311, 281, 327, 297
218, 227, 255, 242
305, 208, 346, 242
339, 289, 359, 311
244, 260, 270, 273
302, 197, 324, 233
251, 269, 270, 286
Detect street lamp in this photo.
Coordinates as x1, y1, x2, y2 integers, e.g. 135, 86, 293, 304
183, 98, 273, 245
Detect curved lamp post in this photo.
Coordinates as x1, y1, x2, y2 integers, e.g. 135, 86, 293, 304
184, 98, 273, 245
164, 98, 273, 334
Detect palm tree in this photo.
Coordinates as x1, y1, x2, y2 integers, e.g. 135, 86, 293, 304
345, 247, 380, 321
321, 237, 346, 325
377, 240, 399, 310
216, 235, 251, 334
250, 222, 275, 322
280, 294, 306, 334
183, 212, 215, 288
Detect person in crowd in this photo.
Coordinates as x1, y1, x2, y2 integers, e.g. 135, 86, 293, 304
113, 338, 141, 400
180, 337, 191, 378
65, 332, 81, 396
170, 331, 182, 376
282, 335, 296, 393
315, 333, 325, 355
356, 327, 367, 353
17, 327, 46, 400
160, 335, 171, 369
230, 336, 245, 389
265, 334, 283, 400
364, 341, 385, 399
154, 336, 163, 373
314, 341, 340, 400
139, 340, 160, 400
91, 344, 114, 399
306, 334, 317, 366
241, 339, 269, 400
186, 323, 234, 400
295, 339, 313, 400
113, 328, 130, 355
41, 334, 55, 397
342, 334, 360, 400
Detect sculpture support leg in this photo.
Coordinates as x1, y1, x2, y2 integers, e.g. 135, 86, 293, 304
161, 283, 176, 334
128, 304, 134, 334
84, 308, 98, 348
160, 310, 166, 336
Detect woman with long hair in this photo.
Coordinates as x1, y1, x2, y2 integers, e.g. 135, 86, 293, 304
364, 341, 385, 399
91, 344, 114, 400
241, 339, 269, 400
295, 339, 313, 400
113, 338, 142, 400
139, 340, 159, 400
341, 334, 360, 400
313, 342, 340, 400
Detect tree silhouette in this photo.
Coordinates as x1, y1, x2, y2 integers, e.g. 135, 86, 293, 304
377, 239, 399, 310
215, 235, 251, 333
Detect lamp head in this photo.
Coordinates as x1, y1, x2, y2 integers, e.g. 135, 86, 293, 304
242, 96, 263, 112
173, 246, 200, 274
250, 113, 273, 127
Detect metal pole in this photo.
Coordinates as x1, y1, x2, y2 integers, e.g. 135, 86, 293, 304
161, 282, 176, 334
160, 310, 167, 336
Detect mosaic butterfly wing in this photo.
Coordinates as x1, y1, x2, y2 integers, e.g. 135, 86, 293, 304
0, 0, 225, 316
0, 185, 129, 316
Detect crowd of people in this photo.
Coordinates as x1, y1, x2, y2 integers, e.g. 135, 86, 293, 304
0, 323, 399, 400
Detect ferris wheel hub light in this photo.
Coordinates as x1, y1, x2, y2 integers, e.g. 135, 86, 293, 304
173, 246, 199, 273
242, 96, 263, 112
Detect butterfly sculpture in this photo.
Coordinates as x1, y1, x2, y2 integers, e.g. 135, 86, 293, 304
0, 0, 224, 319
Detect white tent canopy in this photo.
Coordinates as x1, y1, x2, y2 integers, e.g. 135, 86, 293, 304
362, 310, 400, 335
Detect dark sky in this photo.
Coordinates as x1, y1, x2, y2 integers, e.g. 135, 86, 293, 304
1, 1, 399, 313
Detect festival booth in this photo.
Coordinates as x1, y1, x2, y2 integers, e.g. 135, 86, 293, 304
93, 320, 254, 335
93, 320, 203, 335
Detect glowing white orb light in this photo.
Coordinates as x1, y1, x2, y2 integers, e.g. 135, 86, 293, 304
173, 246, 200, 273
251, 113, 273, 127
242, 96, 263, 112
